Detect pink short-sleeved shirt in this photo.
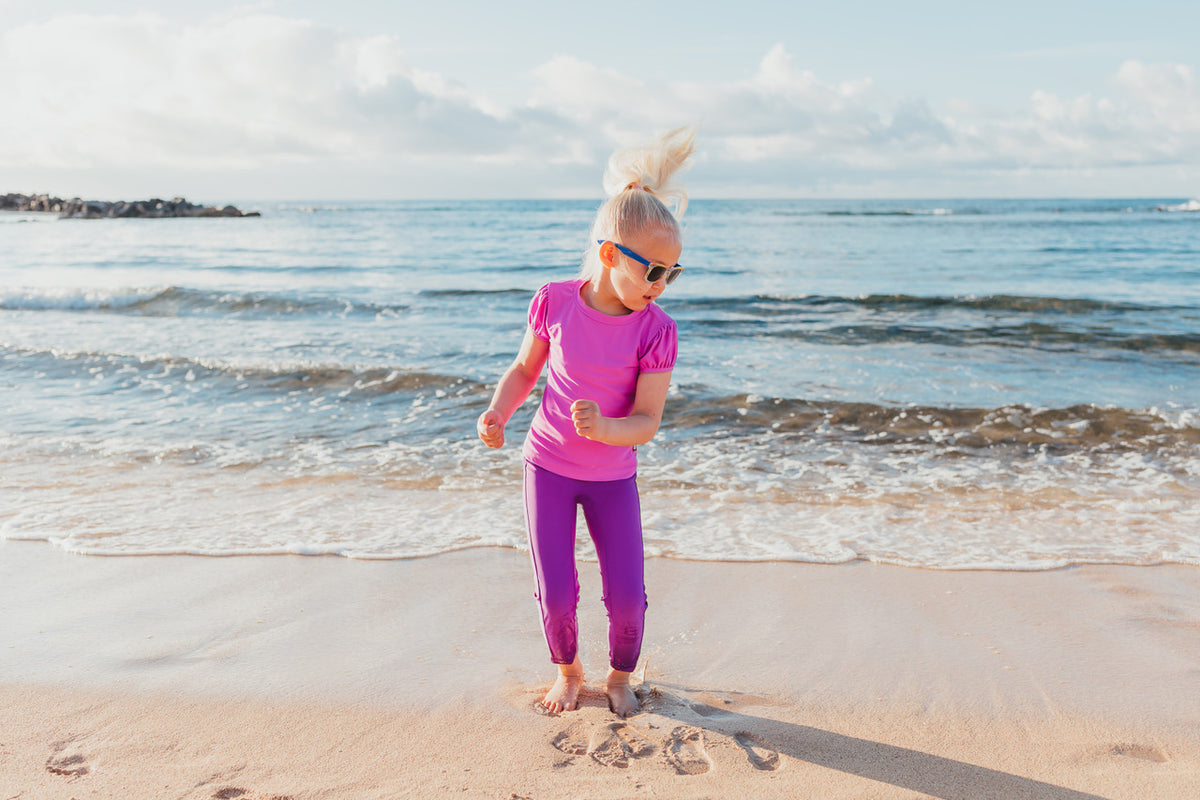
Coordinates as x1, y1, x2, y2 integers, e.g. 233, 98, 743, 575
523, 279, 677, 481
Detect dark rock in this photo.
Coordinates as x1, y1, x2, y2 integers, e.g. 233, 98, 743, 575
0, 192, 259, 218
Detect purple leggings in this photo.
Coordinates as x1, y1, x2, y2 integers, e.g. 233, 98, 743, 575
523, 461, 646, 673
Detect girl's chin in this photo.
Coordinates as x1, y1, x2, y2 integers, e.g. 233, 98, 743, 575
632, 294, 657, 308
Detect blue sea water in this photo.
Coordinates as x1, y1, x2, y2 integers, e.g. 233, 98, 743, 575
1, 198, 1198, 568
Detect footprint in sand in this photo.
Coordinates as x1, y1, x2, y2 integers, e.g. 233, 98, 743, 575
588, 722, 658, 769
663, 726, 712, 775
734, 732, 781, 771
211, 787, 295, 800
1111, 743, 1169, 763
45, 744, 90, 778
551, 725, 590, 763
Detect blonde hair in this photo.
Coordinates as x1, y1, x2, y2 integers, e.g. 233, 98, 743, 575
581, 126, 696, 281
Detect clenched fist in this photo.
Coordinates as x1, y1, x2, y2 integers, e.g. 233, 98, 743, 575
570, 399, 606, 442
477, 409, 505, 448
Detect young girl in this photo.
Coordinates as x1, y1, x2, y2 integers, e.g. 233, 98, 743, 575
477, 128, 695, 718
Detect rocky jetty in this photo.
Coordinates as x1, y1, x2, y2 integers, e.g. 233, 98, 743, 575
1, 193, 260, 219
1154, 199, 1200, 212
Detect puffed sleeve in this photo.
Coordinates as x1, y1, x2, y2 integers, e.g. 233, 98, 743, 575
639, 319, 678, 373
527, 284, 551, 341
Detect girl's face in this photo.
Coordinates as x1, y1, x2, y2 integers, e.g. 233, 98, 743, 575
601, 226, 682, 314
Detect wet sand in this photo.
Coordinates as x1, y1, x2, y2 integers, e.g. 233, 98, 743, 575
2, 540, 1197, 799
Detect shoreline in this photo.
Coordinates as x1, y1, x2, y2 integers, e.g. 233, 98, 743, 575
3, 540, 1198, 798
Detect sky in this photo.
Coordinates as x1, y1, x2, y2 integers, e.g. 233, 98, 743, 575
2, 0, 1199, 201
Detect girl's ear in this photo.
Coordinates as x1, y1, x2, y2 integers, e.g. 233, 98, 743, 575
597, 240, 617, 270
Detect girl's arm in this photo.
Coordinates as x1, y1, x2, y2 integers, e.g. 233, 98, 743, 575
570, 370, 672, 447
477, 328, 550, 448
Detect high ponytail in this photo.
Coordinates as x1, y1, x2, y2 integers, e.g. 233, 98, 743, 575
581, 127, 697, 281
602, 126, 695, 219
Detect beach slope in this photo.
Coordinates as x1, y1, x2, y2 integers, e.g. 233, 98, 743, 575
1, 541, 1197, 799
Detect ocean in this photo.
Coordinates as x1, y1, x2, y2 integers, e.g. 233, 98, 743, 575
2, 198, 1198, 569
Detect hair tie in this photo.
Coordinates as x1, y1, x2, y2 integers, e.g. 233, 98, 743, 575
626, 181, 654, 194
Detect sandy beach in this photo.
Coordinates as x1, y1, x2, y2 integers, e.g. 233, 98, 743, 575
2, 539, 1197, 799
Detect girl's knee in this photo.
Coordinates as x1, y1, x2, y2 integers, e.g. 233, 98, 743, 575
536, 589, 576, 618
603, 592, 647, 624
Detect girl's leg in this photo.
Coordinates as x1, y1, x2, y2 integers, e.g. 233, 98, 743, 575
523, 462, 584, 711
579, 475, 646, 716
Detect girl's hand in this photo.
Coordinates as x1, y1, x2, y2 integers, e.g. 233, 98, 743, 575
570, 399, 607, 442
477, 409, 505, 448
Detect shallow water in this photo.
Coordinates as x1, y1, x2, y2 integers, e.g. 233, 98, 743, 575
2, 198, 1198, 567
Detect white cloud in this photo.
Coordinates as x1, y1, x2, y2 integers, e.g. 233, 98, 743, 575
965, 60, 1200, 174
1, 14, 1197, 197
0, 12, 566, 172
527, 44, 1200, 183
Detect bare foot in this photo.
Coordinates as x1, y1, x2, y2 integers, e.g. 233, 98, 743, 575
606, 669, 640, 718
541, 659, 584, 713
